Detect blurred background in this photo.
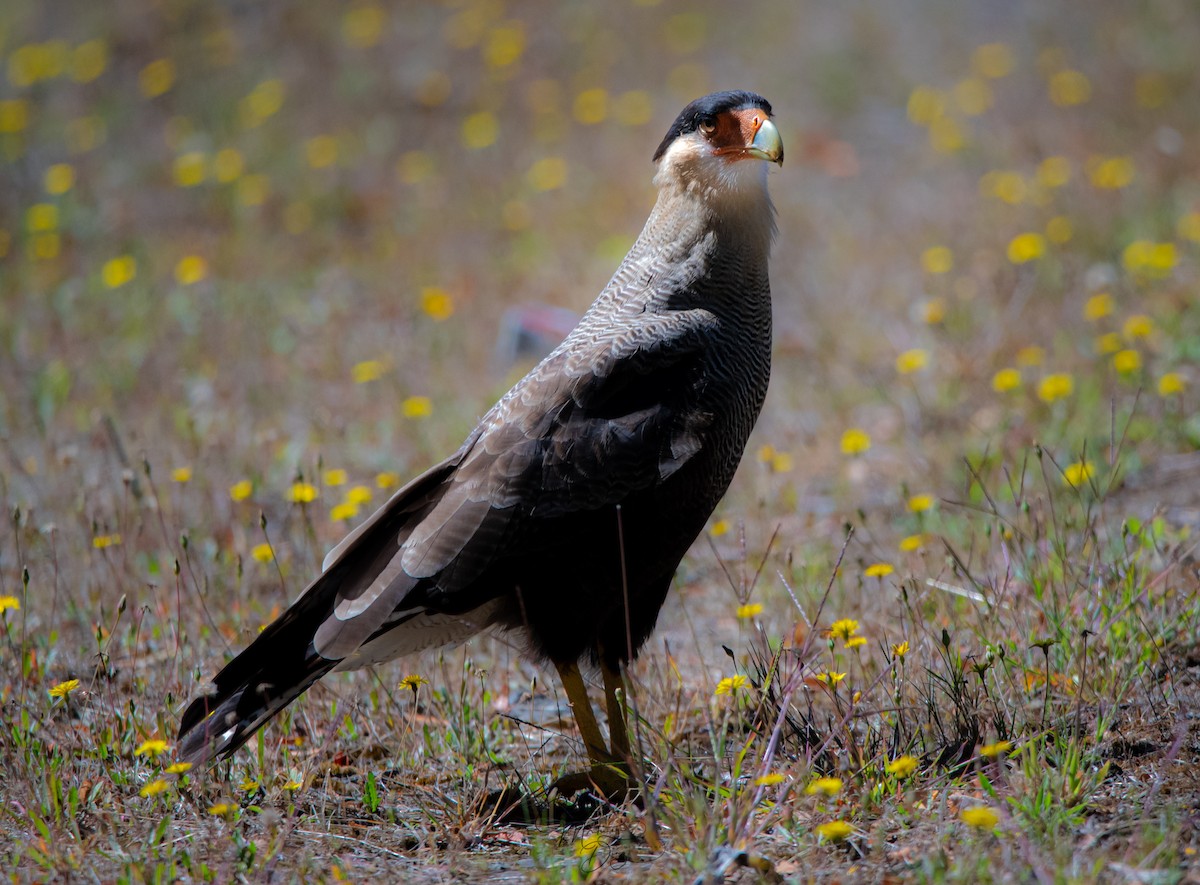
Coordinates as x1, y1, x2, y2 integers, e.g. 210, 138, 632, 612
1, 0, 1198, 714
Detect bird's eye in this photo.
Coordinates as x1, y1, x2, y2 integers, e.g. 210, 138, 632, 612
698, 116, 717, 135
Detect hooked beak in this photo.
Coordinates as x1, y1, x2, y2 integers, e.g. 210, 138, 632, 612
747, 117, 784, 166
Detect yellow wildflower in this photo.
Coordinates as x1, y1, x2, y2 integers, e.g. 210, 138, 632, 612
1095, 332, 1122, 355
906, 86, 945, 126
991, 368, 1021, 393
421, 286, 454, 321
961, 806, 1000, 829
528, 156, 568, 192
165, 762, 192, 774
1062, 461, 1093, 488
736, 602, 764, 619
239, 778, 260, 792
892, 641, 911, 658
399, 674, 429, 693
829, 618, 859, 640
288, 482, 318, 503
1036, 156, 1071, 189
1112, 349, 1141, 374
175, 255, 208, 285
138, 58, 175, 97
928, 116, 965, 153
1048, 69, 1090, 106
173, 151, 206, 187
1037, 373, 1074, 403
1122, 241, 1175, 280
816, 820, 854, 842
139, 779, 170, 798
229, 480, 253, 502
1122, 314, 1154, 339
1083, 292, 1114, 321
345, 485, 373, 506
895, 349, 929, 375
251, 543, 274, 563
845, 636, 866, 649
213, 148, 244, 182
907, 494, 934, 513
101, 255, 137, 288
323, 468, 347, 487
1006, 232, 1046, 264
342, 4, 386, 48
574, 833, 602, 857
92, 534, 122, 549
402, 396, 432, 418
805, 777, 843, 796
885, 755, 919, 778
171, 467, 192, 483
840, 428, 871, 456
44, 163, 75, 195
0, 98, 28, 133
135, 739, 169, 757
709, 518, 730, 537
376, 471, 400, 489
330, 502, 358, 522
305, 135, 338, 169
814, 671, 847, 685
48, 678, 80, 699
1089, 155, 1134, 189
573, 88, 608, 125
461, 111, 498, 149
0, 595, 20, 613
980, 740, 1012, 757
1045, 216, 1072, 244
922, 298, 946, 324
864, 562, 894, 578
715, 674, 749, 696
1157, 373, 1185, 397
208, 801, 236, 816
981, 170, 1026, 204
353, 360, 385, 383
755, 773, 786, 786
921, 246, 953, 274
899, 534, 925, 552
26, 203, 58, 232
1178, 212, 1200, 243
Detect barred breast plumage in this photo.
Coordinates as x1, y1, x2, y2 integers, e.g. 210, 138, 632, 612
179, 90, 783, 787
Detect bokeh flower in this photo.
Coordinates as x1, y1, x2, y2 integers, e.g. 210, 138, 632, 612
816, 820, 854, 842
48, 678, 80, 699
715, 674, 749, 696
805, 777, 843, 796
840, 428, 871, 456
1037, 373, 1074, 403
961, 806, 1000, 830
736, 602, 763, 619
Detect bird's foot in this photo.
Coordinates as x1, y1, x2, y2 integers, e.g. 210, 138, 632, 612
550, 761, 631, 802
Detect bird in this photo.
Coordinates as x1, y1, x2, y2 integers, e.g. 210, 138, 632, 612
178, 90, 783, 794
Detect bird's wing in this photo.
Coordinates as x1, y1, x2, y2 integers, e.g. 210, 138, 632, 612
311, 306, 721, 654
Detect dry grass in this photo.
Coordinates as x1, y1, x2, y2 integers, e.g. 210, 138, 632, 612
2, 1, 1200, 881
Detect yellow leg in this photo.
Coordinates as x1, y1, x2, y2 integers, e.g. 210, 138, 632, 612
554, 660, 610, 764
600, 658, 629, 759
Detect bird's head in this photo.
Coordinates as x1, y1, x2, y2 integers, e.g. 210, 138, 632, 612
652, 91, 783, 199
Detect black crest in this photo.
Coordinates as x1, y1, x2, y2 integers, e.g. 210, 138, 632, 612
652, 90, 774, 162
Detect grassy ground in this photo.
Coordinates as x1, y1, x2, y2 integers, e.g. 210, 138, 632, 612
2, 1, 1200, 881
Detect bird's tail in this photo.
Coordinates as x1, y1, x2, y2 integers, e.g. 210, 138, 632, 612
177, 581, 342, 765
